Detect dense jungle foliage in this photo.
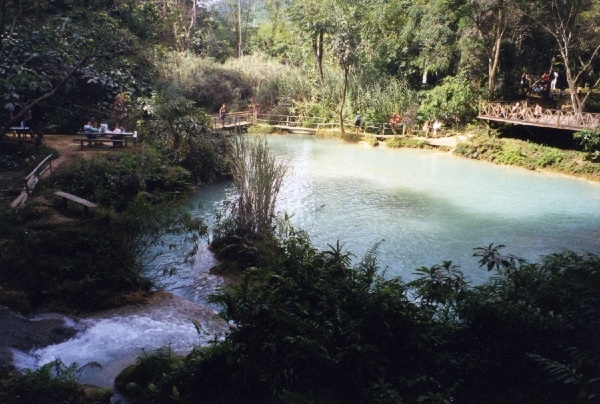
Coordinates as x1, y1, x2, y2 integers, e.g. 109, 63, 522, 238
114, 240, 600, 403
2, 0, 600, 138
0, 160, 209, 312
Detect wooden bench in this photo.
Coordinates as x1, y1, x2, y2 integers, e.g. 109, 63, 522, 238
55, 191, 97, 214
73, 138, 126, 148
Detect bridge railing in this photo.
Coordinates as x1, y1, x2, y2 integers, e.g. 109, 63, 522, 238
291, 118, 406, 136
212, 111, 251, 129
256, 114, 328, 129
479, 101, 600, 130
218, 112, 412, 136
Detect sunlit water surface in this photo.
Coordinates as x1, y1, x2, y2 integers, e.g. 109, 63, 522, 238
183, 134, 600, 287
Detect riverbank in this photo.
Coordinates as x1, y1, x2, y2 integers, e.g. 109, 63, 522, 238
365, 130, 600, 184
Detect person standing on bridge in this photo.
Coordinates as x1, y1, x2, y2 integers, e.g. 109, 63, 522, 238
219, 104, 227, 128
432, 119, 442, 138
551, 71, 558, 91
354, 112, 361, 134
520, 73, 530, 95
422, 119, 431, 138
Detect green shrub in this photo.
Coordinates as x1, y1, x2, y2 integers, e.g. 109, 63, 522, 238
535, 149, 564, 167
418, 75, 478, 128
341, 132, 362, 142
2, 359, 99, 404
50, 151, 181, 211
493, 145, 528, 166
0, 143, 57, 172
385, 137, 431, 149
0, 192, 206, 310
115, 347, 183, 403
351, 76, 420, 126
573, 128, 600, 161
139, 95, 232, 183
363, 135, 379, 146
146, 237, 600, 403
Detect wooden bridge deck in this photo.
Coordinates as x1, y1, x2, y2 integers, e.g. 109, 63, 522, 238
272, 125, 317, 133
479, 102, 600, 131
213, 112, 410, 136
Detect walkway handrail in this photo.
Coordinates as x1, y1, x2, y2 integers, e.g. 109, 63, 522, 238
212, 111, 251, 129
11, 154, 53, 208
24, 154, 53, 194
255, 113, 407, 135
479, 101, 600, 130
213, 111, 412, 135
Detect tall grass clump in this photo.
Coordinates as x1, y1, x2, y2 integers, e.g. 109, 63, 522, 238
225, 54, 312, 111
210, 136, 288, 270
351, 76, 420, 127
230, 136, 287, 237
155, 51, 251, 112
156, 52, 314, 114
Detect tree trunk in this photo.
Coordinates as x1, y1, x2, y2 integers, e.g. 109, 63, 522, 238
565, 65, 582, 113
189, 0, 197, 31
560, 44, 582, 112
338, 66, 349, 135
237, 0, 243, 59
487, 0, 505, 96
312, 30, 324, 80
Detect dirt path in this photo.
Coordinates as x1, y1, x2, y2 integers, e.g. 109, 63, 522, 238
45, 134, 113, 170
1, 134, 122, 208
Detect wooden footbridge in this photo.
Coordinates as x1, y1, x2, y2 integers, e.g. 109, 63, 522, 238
215, 102, 600, 134
478, 101, 600, 131
213, 112, 408, 137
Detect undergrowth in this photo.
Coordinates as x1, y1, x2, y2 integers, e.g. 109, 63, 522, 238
363, 135, 379, 146
385, 137, 433, 149
454, 135, 600, 180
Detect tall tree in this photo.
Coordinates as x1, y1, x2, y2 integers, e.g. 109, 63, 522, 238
450, 0, 520, 96
329, 0, 360, 134
288, 0, 333, 79
1, 1, 145, 136
525, 0, 600, 112
222, 0, 256, 58
404, 0, 458, 85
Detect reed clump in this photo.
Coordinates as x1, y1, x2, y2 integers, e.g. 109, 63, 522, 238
210, 136, 288, 271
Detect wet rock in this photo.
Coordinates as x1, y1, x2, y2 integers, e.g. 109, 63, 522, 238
0, 347, 18, 379
82, 385, 113, 404
0, 306, 79, 351
0, 290, 32, 313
